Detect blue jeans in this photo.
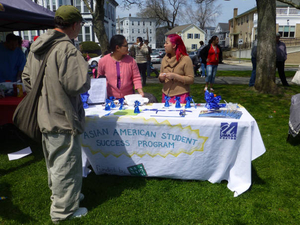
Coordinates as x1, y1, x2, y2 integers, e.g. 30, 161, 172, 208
201, 63, 206, 76
206, 65, 218, 84
147, 60, 151, 77
249, 57, 256, 87
200, 58, 206, 76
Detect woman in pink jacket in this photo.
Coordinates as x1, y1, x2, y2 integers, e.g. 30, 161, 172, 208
97, 35, 144, 98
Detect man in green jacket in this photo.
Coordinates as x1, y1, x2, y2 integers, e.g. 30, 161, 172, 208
22, 5, 90, 223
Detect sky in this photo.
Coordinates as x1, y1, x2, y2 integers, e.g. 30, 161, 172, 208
116, 0, 257, 26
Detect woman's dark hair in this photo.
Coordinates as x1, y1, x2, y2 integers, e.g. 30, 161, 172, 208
209, 36, 218, 45
137, 37, 143, 46
110, 35, 126, 52
54, 16, 72, 29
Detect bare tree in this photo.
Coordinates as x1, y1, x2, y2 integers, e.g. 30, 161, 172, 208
255, 0, 300, 94
136, 0, 186, 30
82, 0, 145, 53
82, 0, 109, 54
255, 0, 277, 93
183, 0, 221, 30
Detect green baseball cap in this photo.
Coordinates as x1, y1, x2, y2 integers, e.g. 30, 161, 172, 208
55, 5, 83, 24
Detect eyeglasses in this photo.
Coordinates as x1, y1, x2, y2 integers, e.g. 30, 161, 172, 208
122, 44, 128, 47
80, 21, 85, 26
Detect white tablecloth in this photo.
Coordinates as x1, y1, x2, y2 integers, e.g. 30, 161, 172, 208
81, 103, 266, 197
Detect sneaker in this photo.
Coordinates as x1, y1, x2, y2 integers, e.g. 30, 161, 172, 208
204, 86, 208, 91
79, 193, 84, 202
69, 207, 88, 220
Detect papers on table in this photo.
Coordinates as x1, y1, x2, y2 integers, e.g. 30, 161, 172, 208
88, 78, 107, 104
199, 109, 243, 119
8, 147, 32, 161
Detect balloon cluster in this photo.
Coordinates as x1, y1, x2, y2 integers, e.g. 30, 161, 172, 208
204, 90, 225, 110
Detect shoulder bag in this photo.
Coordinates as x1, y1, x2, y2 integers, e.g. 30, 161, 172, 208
13, 42, 65, 142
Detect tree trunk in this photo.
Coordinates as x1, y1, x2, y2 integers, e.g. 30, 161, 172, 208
93, 0, 109, 54
255, 0, 278, 94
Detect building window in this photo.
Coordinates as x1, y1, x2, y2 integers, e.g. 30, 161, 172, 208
150, 21, 152, 26
279, 25, 295, 38
143, 29, 145, 33
143, 21, 145, 26
276, 8, 288, 15
150, 37, 152, 42
150, 29, 152, 34
107, 3, 111, 19
85, 27, 90, 41
78, 30, 83, 42
187, 33, 193, 39
52, 0, 58, 11
194, 33, 200, 39
132, 21, 134, 25
138, 21, 140, 25
83, 2, 89, 13
191, 44, 197, 49
120, 29, 123, 33
126, 20, 128, 26
132, 37, 135, 42
75, 0, 81, 12
138, 29, 140, 33
111, 7, 116, 22
289, 8, 300, 15
23, 31, 29, 40
132, 29, 134, 33
127, 29, 129, 33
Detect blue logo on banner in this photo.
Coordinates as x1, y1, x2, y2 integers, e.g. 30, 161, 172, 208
220, 122, 238, 140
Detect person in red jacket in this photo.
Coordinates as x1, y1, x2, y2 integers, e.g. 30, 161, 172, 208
200, 36, 222, 92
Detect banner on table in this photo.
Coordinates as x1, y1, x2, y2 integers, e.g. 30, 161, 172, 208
82, 116, 208, 158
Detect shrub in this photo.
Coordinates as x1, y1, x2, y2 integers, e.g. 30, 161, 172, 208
80, 41, 101, 56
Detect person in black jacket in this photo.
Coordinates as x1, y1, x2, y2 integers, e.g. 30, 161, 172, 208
200, 36, 222, 92
197, 41, 206, 77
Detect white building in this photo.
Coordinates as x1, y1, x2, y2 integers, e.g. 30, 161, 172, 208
116, 15, 157, 49
213, 23, 229, 48
165, 24, 205, 52
17, 0, 118, 45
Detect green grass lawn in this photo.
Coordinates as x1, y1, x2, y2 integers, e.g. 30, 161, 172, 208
1, 79, 300, 224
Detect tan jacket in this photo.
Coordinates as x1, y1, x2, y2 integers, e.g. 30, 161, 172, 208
134, 44, 148, 64
160, 55, 194, 97
22, 29, 90, 135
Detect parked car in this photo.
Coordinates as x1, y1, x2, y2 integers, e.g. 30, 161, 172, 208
88, 55, 102, 66
150, 52, 162, 64
188, 51, 198, 59
155, 48, 166, 57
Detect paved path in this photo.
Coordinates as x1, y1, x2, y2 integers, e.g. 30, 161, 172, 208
149, 59, 296, 85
